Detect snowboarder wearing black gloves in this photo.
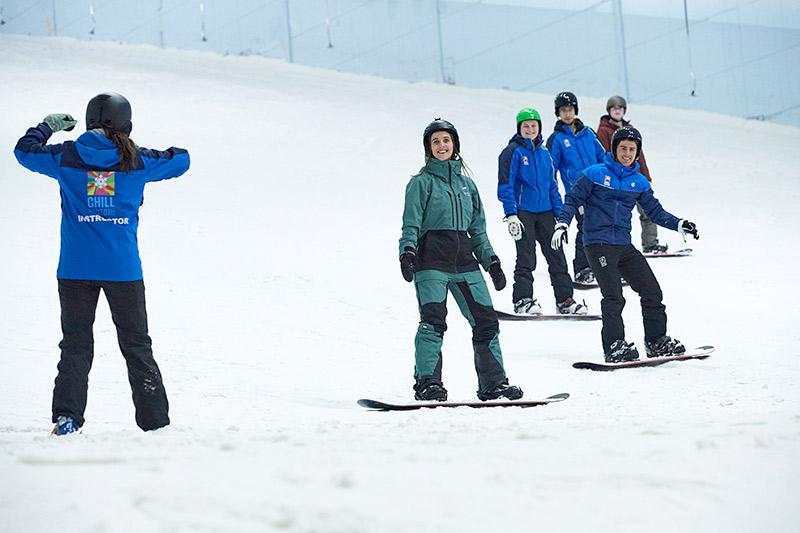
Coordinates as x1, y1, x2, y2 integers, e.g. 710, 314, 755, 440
597, 95, 666, 254
14, 93, 190, 434
546, 91, 606, 286
399, 119, 522, 402
551, 126, 699, 363
497, 107, 587, 316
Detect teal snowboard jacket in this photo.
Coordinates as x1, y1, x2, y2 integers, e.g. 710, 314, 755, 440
399, 158, 497, 273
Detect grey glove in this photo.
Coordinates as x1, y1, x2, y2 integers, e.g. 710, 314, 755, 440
43, 113, 77, 133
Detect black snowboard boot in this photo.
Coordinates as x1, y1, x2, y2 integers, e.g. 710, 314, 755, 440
574, 267, 595, 285
645, 336, 686, 358
605, 339, 640, 363
414, 382, 448, 401
477, 381, 523, 401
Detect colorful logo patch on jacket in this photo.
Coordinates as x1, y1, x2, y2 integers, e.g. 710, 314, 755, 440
522, 156, 529, 166
87, 171, 115, 196
563, 139, 571, 148
604, 175, 611, 187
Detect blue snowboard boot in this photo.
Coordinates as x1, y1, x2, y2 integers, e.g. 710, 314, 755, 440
51, 416, 80, 436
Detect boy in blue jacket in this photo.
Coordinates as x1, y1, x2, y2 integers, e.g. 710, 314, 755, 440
546, 91, 605, 286
551, 127, 699, 362
497, 108, 586, 315
14, 93, 190, 434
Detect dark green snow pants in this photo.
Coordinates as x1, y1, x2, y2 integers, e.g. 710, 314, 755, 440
413, 269, 507, 395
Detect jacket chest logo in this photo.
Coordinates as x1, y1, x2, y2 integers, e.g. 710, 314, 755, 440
604, 175, 611, 187
563, 139, 571, 148
522, 156, 529, 166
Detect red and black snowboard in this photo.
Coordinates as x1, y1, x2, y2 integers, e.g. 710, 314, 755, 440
573, 345, 714, 371
643, 248, 693, 258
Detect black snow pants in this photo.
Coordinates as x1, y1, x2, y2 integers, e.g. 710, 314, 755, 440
573, 210, 591, 275
53, 279, 170, 431
512, 210, 573, 304
584, 244, 667, 354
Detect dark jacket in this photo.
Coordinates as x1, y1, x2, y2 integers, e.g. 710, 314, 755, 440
558, 153, 680, 246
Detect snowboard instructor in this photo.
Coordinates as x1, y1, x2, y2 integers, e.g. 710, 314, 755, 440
399, 119, 523, 402
14, 92, 190, 434
551, 126, 699, 363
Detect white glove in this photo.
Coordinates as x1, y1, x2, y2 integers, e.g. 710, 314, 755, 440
551, 222, 568, 250
503, 215, 524, 241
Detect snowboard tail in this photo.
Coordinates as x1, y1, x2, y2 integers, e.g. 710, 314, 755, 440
357, 393, 569, 411
573, 345, 714, 371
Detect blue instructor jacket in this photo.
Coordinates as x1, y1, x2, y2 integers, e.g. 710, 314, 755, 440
558, 153, 681, 246
497, 134, 562, 217
14, 123, 190, 281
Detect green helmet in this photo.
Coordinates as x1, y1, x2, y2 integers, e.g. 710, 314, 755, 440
516, 108, 541, 124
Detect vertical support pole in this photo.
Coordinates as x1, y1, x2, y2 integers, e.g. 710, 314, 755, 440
89, 1, 96, 35
612, 0, 630, 100
435, 0, 446, 83
51, 0, 57, 35
200, 1, 207, 42
325, 0, 333, 48
1, 2, 6, 26
683, 0, 697, 96
285, 0, 293, 62
158, 0, 165, 48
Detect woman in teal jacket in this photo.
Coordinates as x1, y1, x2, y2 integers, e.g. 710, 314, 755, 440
399, 119, 522, 402
14, 93, 189, 435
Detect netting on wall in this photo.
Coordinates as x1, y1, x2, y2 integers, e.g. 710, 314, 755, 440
2, 0, 798, 126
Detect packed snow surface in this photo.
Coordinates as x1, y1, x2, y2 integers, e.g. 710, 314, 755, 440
1, 35, 799, 532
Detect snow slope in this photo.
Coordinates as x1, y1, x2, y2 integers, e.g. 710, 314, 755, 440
1, 35, 799, 533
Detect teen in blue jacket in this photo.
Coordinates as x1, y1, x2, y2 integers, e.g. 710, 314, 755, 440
546, 91, 605, 285
14, 92, 190, 435
551, 127, 699, 363
497, 108, 585, 316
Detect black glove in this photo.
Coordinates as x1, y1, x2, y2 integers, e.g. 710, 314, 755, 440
399, 247, 417, 282
488, 256, 506, 291
678, 219, 699, 240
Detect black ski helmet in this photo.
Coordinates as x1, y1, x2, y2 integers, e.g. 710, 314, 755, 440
423, 118, 460, 159
554, 91, 578, 117
606, 95, 627, 112
86, 92, 132, 134
611, 126, 642, 162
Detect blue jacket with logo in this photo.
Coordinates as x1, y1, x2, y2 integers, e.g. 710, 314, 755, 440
497, 134, 562, 217
557, 153, 680, 246
546, 119, 605, 193
14, 123, 190, 281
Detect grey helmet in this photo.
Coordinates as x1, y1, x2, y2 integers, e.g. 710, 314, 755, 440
606, 95, 627, 112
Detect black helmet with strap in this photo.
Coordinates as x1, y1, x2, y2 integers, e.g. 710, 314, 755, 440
611, 126, 642, 161
86, 92, 132, 134
554, 91, 578, 117
423, 118, 460, 158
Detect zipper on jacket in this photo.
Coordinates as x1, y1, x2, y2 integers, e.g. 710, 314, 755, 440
449, 166, 461, 272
